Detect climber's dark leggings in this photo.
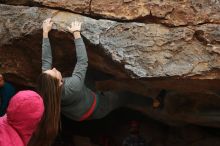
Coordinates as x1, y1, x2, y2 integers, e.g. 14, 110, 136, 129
89, 91, 153, 119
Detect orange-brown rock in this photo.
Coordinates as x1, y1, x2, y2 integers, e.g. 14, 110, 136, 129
23, 0, 220, 26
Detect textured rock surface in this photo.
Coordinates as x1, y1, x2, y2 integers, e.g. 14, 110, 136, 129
34, 0, 90, 14
8, 0, 218, 26
1, 4, 220, 79
0, 2, 220, 129
90, 0, 220, 25
2, 0, 220, 25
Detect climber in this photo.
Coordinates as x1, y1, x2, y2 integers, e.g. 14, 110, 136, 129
0, 90, 44, 146
0, 74, 16, 116
34, 18, 167, 145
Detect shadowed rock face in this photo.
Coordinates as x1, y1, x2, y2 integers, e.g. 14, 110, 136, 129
0, 3, 220, 128
59, 109, 220, 146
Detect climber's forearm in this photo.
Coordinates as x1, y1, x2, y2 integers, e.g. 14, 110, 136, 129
42, 35, 52, 71
73, 31, 81, 39
43, 31, 49, 38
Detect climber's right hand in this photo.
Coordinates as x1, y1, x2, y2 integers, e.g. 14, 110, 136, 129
42, 18, 53, 38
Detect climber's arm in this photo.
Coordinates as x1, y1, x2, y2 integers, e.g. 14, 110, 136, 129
42, 18, 53, 72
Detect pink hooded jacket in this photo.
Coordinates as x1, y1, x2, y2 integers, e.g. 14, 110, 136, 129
0, 90, 44, 146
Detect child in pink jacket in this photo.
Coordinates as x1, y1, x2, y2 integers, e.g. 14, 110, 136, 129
0, 90, 44, 146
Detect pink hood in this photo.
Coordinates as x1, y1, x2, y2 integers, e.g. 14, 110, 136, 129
0, 90, 44, 146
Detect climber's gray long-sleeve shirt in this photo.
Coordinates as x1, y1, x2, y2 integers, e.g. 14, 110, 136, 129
42, 38, 95, 121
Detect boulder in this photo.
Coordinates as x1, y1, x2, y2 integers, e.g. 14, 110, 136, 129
0, 4, 220, 127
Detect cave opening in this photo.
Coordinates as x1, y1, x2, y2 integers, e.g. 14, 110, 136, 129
4, 66, 220, 146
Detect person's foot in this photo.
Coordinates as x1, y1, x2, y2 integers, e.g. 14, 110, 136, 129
152, 89, 167, 110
